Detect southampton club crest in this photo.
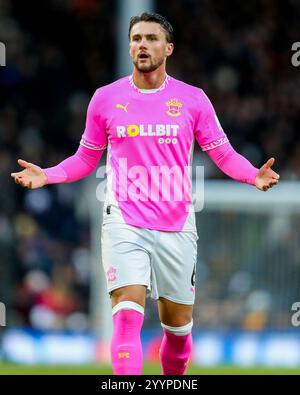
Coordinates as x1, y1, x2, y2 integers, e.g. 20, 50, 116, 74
166, 98, 183, 117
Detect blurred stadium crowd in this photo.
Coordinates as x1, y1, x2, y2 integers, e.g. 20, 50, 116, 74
0, 0, 299, 332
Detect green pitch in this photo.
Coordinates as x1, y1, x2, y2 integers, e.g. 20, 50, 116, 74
0, 362, 299, 375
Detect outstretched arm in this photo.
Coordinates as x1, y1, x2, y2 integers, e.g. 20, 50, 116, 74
206, 142, 280, 191
11, 144, 104, 189
193, 90, 280, 191
11, 88, 107, 189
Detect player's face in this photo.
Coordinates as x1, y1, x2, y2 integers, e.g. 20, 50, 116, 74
129, 22, 174, 73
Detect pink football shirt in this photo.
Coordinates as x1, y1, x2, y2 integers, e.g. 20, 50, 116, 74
81, 75, 228, 231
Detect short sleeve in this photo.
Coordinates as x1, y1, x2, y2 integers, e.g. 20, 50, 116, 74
194, 90, 228, 151
80, 89, 108, 151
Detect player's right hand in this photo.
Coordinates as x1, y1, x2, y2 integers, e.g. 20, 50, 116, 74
11, 159, 47, 189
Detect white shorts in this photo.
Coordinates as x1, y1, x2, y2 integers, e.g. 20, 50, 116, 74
101, 223, 198, 305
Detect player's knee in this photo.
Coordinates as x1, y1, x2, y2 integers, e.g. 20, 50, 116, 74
161, 320, 193, 336
160, 310, 193, 328
111, 286, 146, 308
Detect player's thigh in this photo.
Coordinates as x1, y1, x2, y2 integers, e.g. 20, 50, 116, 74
101, 223, 152, 299
152, 231, 198, 305
111, 285, 147, 308
157, 297, 193, 327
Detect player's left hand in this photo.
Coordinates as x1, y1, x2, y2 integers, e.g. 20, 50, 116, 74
255, 157, 280, 192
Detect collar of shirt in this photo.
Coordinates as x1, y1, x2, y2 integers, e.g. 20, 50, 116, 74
129, 74, 170, 93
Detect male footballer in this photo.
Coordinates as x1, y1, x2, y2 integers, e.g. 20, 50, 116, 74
11, 13, 280, 375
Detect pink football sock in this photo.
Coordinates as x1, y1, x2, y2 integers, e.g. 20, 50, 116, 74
160, 329, 192, 375
111, 309, 144, 375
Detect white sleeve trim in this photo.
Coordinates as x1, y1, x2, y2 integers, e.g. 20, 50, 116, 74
201, 136, 229, 151
80, 137, 107, 151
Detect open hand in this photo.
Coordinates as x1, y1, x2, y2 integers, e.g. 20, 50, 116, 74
11, 159, 47, 189
255, 157, 280, 192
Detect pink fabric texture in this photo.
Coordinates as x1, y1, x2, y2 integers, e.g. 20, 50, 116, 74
207, 142, 259, 185
43, 145, 103, 184
111, 309, 144, 375
160, 329, 192, 375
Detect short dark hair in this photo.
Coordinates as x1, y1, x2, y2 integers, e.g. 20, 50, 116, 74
128, 12, 174, 43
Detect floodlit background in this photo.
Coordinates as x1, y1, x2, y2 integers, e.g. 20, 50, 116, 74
0, 0, 300, 374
